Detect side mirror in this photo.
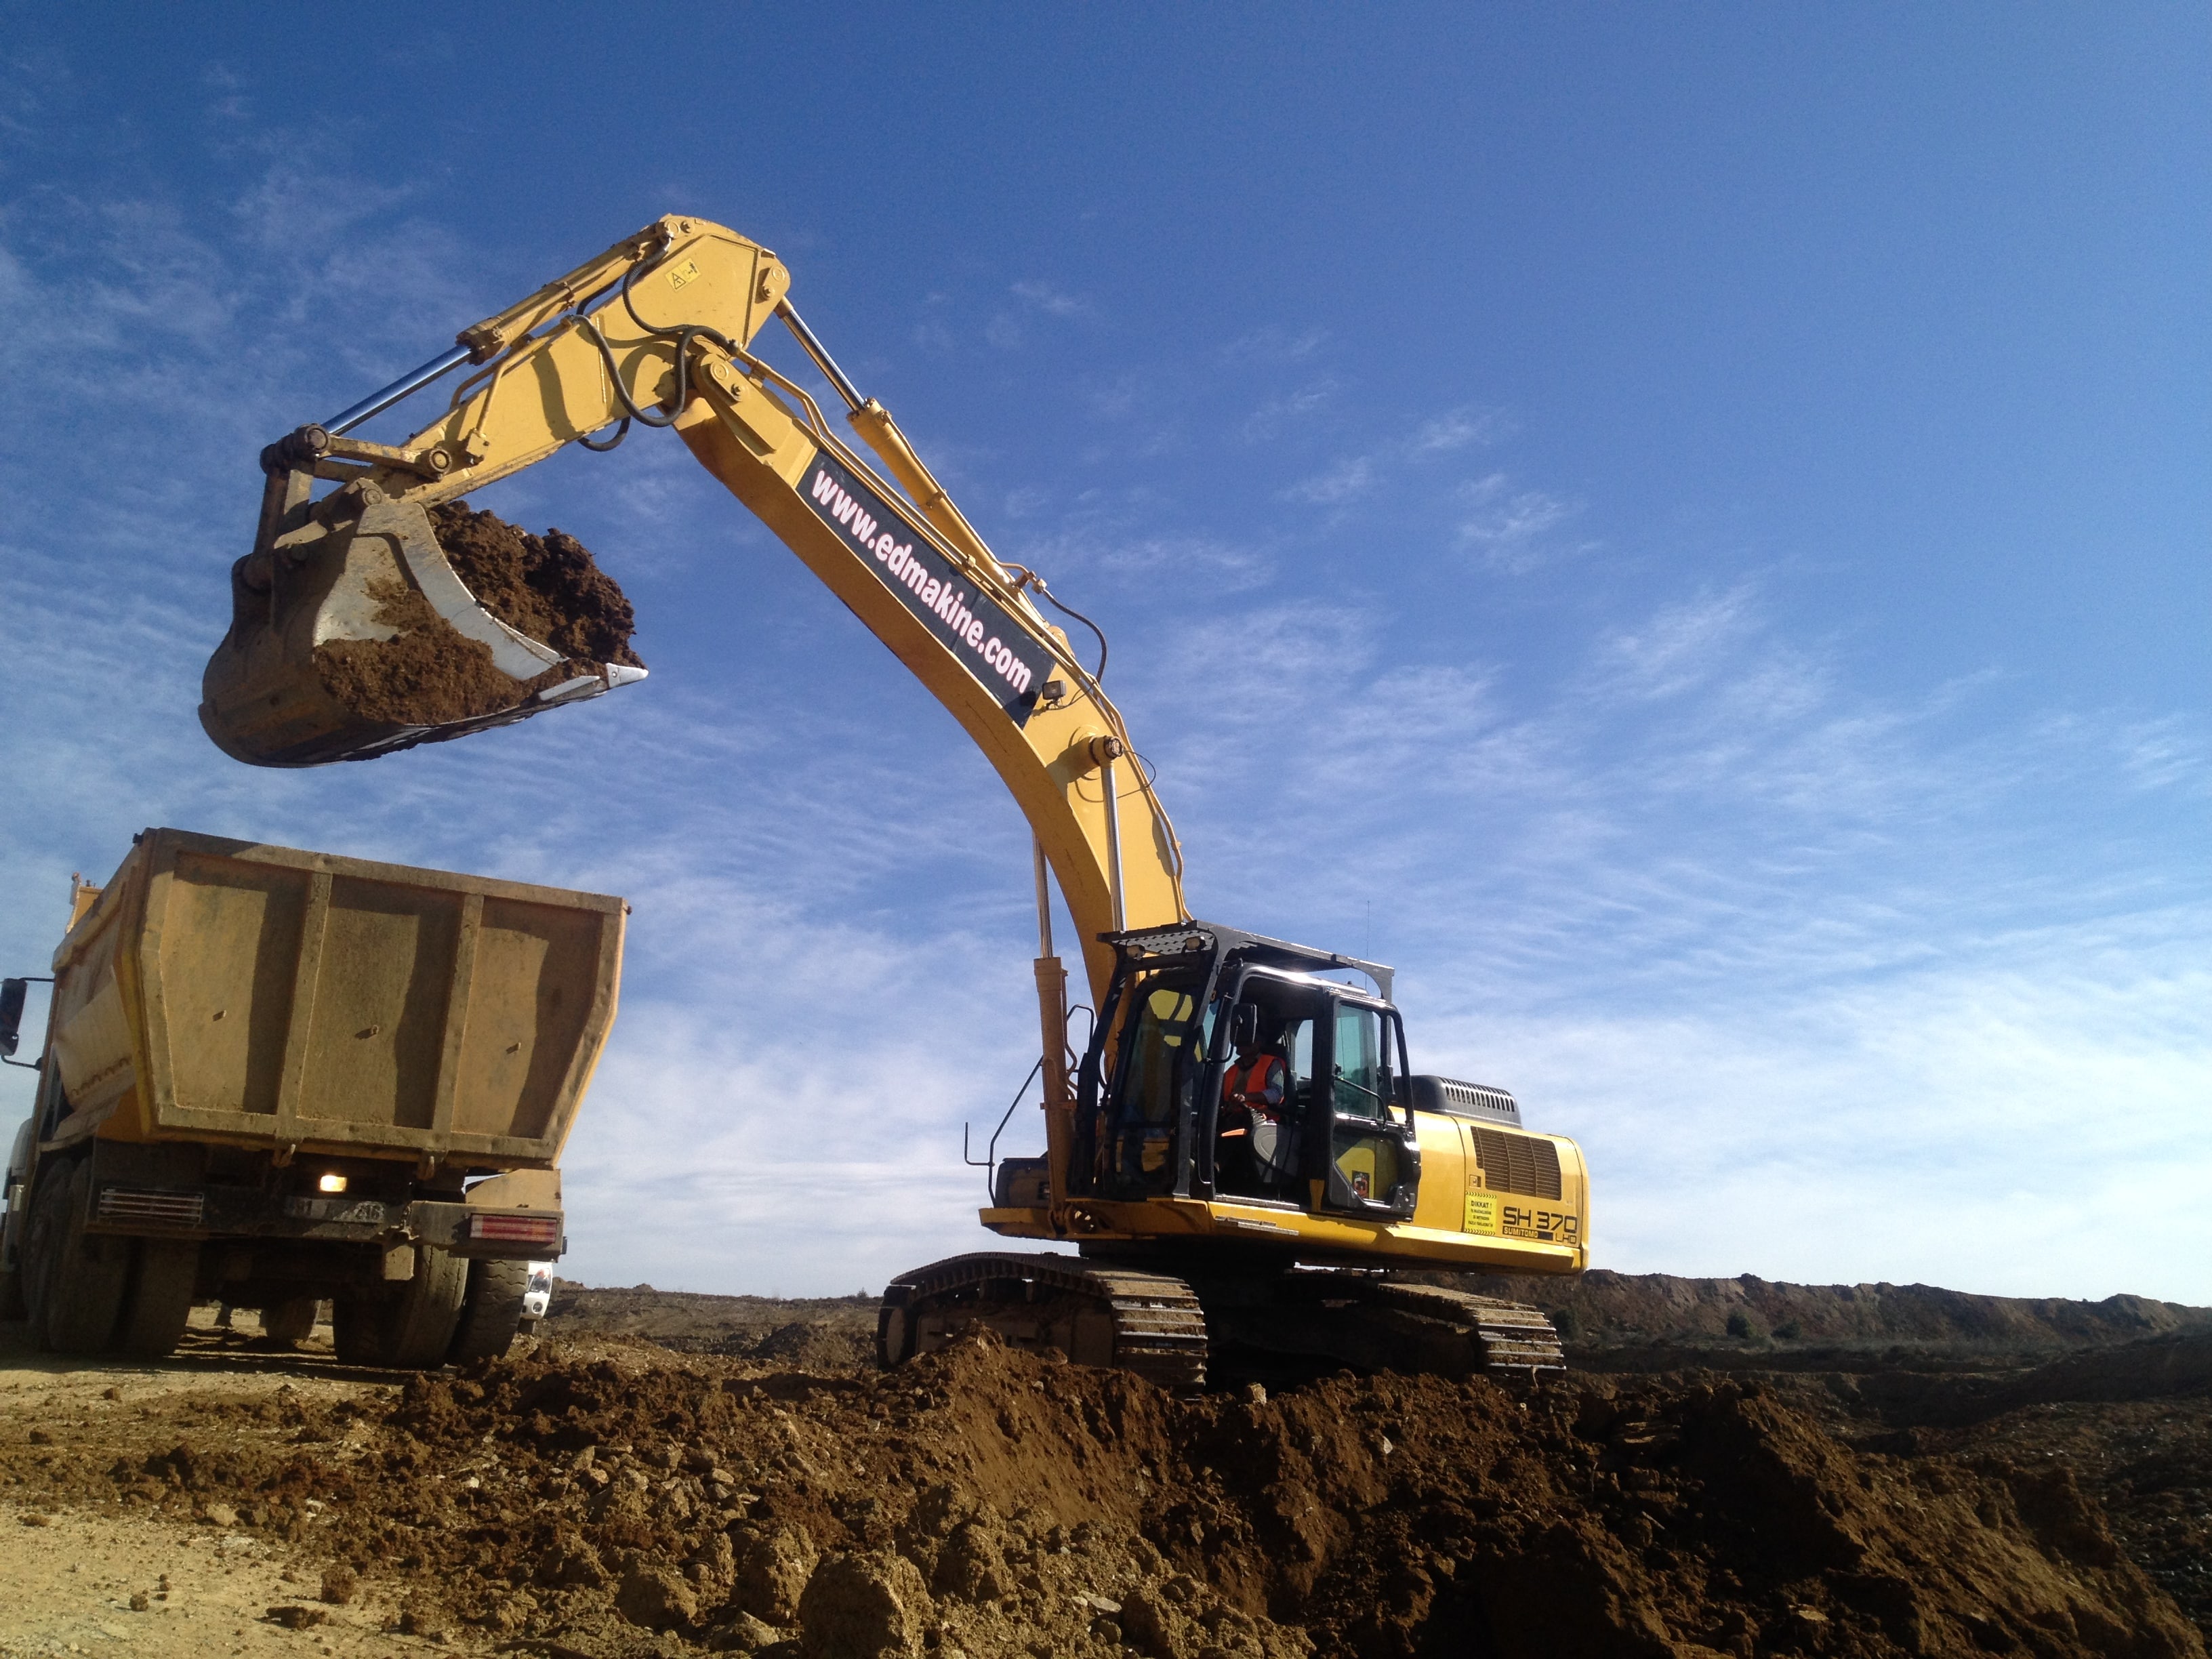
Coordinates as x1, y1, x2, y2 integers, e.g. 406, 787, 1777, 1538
0, 979, 25, 1060
1229, 1002, 1259, 1052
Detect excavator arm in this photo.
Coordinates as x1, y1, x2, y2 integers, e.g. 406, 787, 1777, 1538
201, 214, 1191, 1208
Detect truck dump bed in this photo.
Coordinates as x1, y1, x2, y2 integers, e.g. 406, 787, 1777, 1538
45, 829, 622, 1169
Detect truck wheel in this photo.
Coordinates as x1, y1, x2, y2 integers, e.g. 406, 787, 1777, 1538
447, 1259, 529, 1365
18, 1165, 69, 1341
333, 1246, 467, 1368
114, 1240, 199, 1359
260, 1296, 318, 1347
35, 1162, 131, 1355
331, 1295, 381, 1365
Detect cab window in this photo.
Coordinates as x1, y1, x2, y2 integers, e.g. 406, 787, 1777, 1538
1105, 976, 1209, 1192
1332, 1004, 1388, 1120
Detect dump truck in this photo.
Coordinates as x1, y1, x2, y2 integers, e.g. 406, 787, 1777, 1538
0, 828, 624, 1367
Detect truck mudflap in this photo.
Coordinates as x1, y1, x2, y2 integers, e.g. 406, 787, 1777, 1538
878, 1252, 1209, 1395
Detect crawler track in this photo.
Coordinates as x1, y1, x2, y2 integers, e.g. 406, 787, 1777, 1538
878, 1252, 1209, 1393
1368, 1281, 1569, 1380
880, 1253, 1567, 1392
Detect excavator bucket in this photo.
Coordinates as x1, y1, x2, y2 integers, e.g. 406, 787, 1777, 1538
201, 438, 645, 768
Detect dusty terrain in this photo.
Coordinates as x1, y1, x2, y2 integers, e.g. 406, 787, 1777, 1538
0, 1275, 2203, 1658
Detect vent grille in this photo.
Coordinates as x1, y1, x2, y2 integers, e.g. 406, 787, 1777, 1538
1471, 1130, 1561, 1201
97, 1185, 205, 1227
1410, 1074, 1521, 1125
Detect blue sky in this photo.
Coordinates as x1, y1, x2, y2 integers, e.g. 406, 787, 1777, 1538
2, 5, 2205, 1300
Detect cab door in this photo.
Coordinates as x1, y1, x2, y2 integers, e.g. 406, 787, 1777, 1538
1316, 1000, 1421, 1218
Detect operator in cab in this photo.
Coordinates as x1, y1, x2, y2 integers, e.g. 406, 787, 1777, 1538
1217, 1024, 1293, 1196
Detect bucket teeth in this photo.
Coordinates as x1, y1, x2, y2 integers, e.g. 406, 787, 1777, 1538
201, 494, 642, 768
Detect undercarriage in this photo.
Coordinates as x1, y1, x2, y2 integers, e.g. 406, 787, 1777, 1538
877, 1250, 1565, 1394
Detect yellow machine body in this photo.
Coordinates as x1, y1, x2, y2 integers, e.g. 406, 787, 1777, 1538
196, 214, 1590, 1337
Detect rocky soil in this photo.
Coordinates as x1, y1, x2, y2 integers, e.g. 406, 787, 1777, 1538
0, 1276, 2205, 1658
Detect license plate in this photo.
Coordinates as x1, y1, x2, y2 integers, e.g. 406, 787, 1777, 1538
283, 1196, 388, 1225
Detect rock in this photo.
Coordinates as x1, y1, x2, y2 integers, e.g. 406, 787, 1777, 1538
932, 1517, 1008, 1601
707, 1610, 789, 1652
617, 1561, 701, 1629
200, 1502, 239, 1528
691, 1530, 737, 1586
735, 1523, 820, 1624
266, 1605, 330, 1629
319, 1565, 359, 1605
538, 1530, 610, 1589
799, 1551, 933, 1659
1120, 1587, 1174, 1656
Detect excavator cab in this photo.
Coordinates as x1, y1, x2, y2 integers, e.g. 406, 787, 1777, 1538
1073, 923, 1422, 1223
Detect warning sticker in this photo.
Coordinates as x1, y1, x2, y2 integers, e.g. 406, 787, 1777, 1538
1463, 1194, 1500, 1235
666, 258, 702, 291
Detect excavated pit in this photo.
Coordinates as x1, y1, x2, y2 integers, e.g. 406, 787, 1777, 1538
308, 503, 641, 728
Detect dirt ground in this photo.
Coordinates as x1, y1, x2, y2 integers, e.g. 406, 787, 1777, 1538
0, 1278, 2205, 1658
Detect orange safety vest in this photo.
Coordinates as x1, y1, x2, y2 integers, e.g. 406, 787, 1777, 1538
1223, 1052, 1287, 1116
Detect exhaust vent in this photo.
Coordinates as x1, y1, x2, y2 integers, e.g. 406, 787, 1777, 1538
1471, 1129, 1562, 1202
1409, 1075, 1521, 1127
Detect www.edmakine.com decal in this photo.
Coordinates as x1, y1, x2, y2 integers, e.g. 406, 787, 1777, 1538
800, 452, 1052, 725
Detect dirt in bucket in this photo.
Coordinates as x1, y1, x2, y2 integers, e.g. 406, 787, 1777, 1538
429, 502, 644, 669
312, 578, 546, 726
309, 505, 642, 731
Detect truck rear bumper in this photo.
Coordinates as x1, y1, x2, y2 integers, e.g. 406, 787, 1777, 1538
87, 1182, 562, 1259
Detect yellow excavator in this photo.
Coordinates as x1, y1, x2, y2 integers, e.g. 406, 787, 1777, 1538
202, 214, 1589, 1389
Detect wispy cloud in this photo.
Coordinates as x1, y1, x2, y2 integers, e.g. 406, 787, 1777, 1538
1240, 377, 1338, 442
1222, 325, 1329, 363
985, 279, 1097, 349
1282, 453, 1376, 505
1008, 279, 1090, 319
1450, 472, 1585, 572
1410, 405, 1512, 456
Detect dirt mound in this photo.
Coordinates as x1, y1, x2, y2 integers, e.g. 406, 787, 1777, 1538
429, 502, 643, 668
539, 1283, 878, 1368
3, 1332, 2199, 1657
1455, 1269, 2212, 1365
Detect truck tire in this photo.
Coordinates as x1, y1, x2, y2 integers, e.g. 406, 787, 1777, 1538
260, 1296, 318, 1347
114, 1240, 199, 1359
33, 1162, 131, 1355
331, 1294, 380, 1365
447, 1258, 529, 1365
0, 1262, 26, 1323
333, 1246, 467, 1368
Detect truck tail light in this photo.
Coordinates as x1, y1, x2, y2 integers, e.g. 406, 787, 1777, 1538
467, 1211, 560, 1248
